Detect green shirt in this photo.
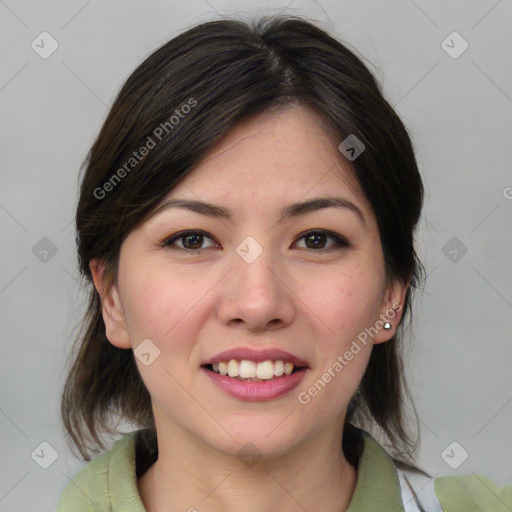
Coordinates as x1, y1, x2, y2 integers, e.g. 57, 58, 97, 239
56, 428, 512, 511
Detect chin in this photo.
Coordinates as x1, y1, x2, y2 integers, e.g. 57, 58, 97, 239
205, 420, 305, 460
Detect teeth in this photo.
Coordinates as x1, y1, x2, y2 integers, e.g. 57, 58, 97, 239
209, 359, 298, 379
239, 360, 257, 378
219, 361, 228, 375
227, 360, 239, 377
274, 360, 284, 377
256, 360, 274, 380
284, 362, 294, 375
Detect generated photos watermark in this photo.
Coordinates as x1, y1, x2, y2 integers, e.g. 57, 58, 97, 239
297, 301, 402, 405
93, 97, 198, 200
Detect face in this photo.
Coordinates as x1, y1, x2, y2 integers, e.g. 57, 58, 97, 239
92, 105, 406, 458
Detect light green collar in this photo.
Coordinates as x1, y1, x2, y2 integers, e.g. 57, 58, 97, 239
346, 429, 404, 511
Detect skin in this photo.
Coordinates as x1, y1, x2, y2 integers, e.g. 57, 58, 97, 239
90, 104, 407, 512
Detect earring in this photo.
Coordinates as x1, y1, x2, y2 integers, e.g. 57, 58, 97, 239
383, 322, 392, 330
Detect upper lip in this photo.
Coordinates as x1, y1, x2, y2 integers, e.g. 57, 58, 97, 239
202, 347, 309, 367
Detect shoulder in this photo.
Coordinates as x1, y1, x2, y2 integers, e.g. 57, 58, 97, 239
55, 430, 143, 512
433, 473, 512, 512
397, 466, 512, 512
351, 425, 511, 512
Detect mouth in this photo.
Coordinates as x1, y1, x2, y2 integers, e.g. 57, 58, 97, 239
202, 360, 307, 381
200, 347, 310, 401
201, 347, 310, 381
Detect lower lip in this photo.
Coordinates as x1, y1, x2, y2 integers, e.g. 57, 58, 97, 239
201, 367, 308, 401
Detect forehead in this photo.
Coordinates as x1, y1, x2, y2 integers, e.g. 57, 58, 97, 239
154, 105, 372, 219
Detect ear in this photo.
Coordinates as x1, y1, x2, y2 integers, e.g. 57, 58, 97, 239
372, 278, 409, 344
89, 258, 131, 349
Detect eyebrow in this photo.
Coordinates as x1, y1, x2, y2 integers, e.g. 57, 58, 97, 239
148, 196, 366, 225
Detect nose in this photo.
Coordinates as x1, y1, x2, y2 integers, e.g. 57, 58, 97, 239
216, 245, 296, 333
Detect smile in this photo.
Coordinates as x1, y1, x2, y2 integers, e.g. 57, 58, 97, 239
205, 359, 299, 381
201, 361, 308, 401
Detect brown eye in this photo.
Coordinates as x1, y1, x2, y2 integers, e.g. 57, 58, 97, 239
295, 230, 349, 251
160, 229, 350, 253
160, 231, 217, 251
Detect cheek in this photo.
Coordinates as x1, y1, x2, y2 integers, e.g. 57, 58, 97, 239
300, 267, 380, 412
310, 264, 383, 340
297, 262, 384, 400
121, 277, 168, 341
118, 264, 206, 399
118, 256, 203, 347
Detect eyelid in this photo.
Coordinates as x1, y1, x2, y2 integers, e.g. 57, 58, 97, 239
159, 230, 218, 250
159, 229, 350, 252
293, 229, 350, 249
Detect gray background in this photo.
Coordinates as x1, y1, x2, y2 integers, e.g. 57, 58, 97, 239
1, 0, 511, 510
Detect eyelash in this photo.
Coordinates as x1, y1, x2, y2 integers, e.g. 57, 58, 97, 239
159, 229, 350, 253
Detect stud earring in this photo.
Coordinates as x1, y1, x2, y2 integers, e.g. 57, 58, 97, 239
383, 322, 392, 330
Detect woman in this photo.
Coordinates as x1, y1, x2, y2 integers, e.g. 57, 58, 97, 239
56, 14, 511, 511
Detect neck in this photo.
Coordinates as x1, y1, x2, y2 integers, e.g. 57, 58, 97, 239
138, 425, 358, 512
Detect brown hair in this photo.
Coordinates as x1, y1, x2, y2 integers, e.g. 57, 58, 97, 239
60, 14, 425, 470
